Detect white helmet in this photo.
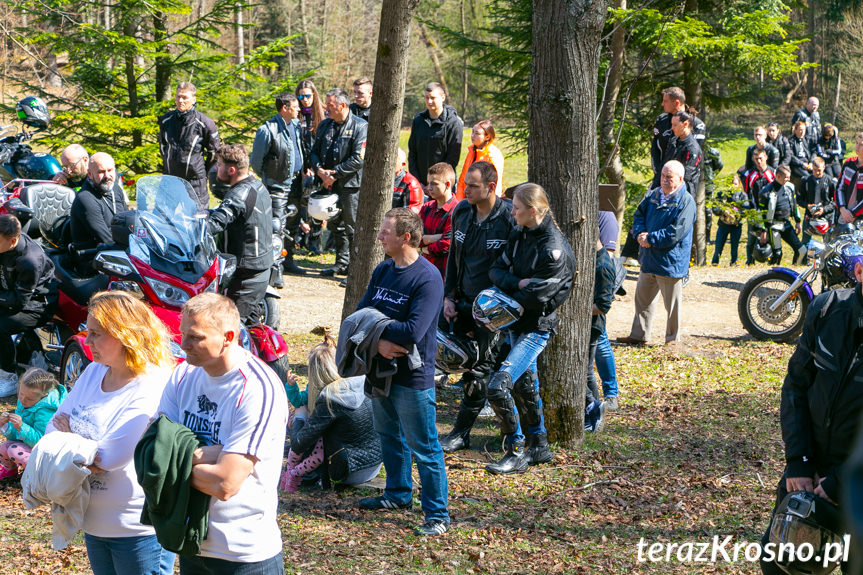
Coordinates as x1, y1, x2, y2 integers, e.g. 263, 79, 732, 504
307, 191, 340, 222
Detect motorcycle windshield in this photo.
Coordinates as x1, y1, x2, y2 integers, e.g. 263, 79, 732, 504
129, 175, 216, 283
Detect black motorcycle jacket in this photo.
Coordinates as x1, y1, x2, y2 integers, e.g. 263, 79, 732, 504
489, 214, 576, 334
349, 103, 370, 122
744, 143, 780, 171
0, 233, 56, 314
70, 178, 128, 250
781, 284, 863, 502
310, 114, 368, 192
207, 175, 274, 271
653, 132, 702, 196
788, 134, 814, 178
792, 107, 821, 140
444, 197, 514, 303
158, 107, 220, 184
408, 104, 464, 185
249, 115, 303, 189
767, 134, 792, 166
758, 181, 800, 223
650, 111, 706, 175
797, 175, 835, 217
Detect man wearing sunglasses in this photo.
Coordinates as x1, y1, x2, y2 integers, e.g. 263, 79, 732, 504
52, 144, 89, 190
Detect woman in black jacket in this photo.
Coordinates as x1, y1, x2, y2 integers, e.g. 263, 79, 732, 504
286, 338, 382, 490
482, 183, 576, 475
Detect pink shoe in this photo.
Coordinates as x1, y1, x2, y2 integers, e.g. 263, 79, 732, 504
0, 465, 18, 479
284, 469, 303, 493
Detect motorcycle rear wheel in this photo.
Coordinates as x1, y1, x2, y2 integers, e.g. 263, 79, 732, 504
263, 294, 280, 330
60, 340, 90, 391
738, 271, 811, 343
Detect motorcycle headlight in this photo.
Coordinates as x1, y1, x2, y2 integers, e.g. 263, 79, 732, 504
109, 280, 144, 296
145, 277, 190, 308
169, 340, 186, 359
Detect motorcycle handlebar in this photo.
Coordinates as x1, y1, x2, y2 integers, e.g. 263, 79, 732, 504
71, 243, 121, 258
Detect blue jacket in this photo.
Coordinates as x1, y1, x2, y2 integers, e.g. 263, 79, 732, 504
4, 384, 67, 448
631, 184, 695, 278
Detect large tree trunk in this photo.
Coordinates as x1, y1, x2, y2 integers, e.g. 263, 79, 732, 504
123, 20, 142, 148
341, 0, 421, 319
531, 0, 607, 446
598, 0, 626, 227
682, 0, 705, 264
153, 11, 171, 102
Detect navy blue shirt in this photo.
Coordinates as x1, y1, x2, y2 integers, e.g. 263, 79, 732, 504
357, 255, 443, 389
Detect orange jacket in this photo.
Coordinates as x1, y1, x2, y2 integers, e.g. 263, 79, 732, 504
456, 143, 505, 201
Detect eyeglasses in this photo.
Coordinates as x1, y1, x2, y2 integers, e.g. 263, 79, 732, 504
62, 156, 85, 173
297, 94, 312, 100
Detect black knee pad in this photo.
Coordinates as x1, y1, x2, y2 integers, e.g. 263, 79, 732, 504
489, 395, 519, 435
513, 371, 542, 428
463, 373, 488, 403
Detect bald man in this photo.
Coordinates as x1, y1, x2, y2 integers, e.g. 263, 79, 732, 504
52, 144, 89, 189
70, 152, 128, 269
617, 160, 695, 346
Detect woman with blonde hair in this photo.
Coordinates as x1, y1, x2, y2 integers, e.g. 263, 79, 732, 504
482, 183, 576, 475
456, 119, 504, 201
284, 336, 382, 490
46, 291, 175, 575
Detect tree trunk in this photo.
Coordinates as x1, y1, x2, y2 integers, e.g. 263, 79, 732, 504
598, 0, 626, 227
832, 69, 841, 125
531, 0, 607, 447
236, 2, 245, 65
123, 20, 142, 148
807, 0, 816, 95
693, 170, 706, 266
153, 11, 171, 102
416, 20, 448, 96
298, 0, 312, 55
682, 0, 704, 264
341, 0, 421, 319
460, 0, 469, 115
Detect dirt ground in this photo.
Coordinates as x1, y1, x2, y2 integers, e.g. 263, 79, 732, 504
277, 260, 792, 343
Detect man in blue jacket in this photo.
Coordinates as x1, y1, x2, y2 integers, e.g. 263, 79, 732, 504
618, 160, 695, 345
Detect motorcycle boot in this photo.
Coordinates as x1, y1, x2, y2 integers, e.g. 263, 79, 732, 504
486, 372, 518, 436
513, 370, 551, 464
526, 433, 552, 465
485, 440, 529, 475
439, 373, 488, 452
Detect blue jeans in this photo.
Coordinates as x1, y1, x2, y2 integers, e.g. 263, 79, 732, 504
84, 533, 175, 575
594, 328, 618, 397
372, 385, 449, 522
179, 552, 284, 574
494, 330, 549, 440
712, 222, 742, 265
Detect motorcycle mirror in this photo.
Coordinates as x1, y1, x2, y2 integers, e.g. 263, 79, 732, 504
219, 253, 237, 282
95, 250, 137, 278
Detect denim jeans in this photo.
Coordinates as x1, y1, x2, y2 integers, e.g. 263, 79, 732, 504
495, 330, 550, 440
84, 533, 175, 575
179, 552, 284, 575
372, 385, 449, 521
712, 222, 742, 265
594, 328, 618, 398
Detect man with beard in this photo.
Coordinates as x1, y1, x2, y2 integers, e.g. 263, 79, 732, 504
51, 144, 89, 190
69, 152, 127, 272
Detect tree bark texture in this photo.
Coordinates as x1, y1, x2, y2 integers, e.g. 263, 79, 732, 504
341, 0, 421, 320
598, 0, 626, 226
530, 0, 607, 447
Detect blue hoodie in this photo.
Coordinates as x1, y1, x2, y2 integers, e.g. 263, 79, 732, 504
3, 385, 68, 447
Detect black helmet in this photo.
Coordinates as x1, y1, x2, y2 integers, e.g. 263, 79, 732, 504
435, 330, 479, 374
753, 241, 773, 263
767, 491, 845, 575
472, 287, 524, 332
16, 96, 49, 129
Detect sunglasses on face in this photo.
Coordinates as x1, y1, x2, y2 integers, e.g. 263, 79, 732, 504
298, 94, 312, 100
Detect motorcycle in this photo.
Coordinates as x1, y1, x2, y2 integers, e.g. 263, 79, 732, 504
14, 175, 291, 388
737, 222, 863, 342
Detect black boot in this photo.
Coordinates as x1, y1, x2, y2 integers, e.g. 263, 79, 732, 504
526, 433, 552, 465
485, 440, 529, 475
439, 402, 482, 452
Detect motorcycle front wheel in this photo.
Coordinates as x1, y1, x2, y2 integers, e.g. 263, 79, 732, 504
60, 340, 90, 391
738, 271, 811, 343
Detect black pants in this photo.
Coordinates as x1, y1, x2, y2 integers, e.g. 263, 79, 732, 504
0, 305, 55, 372
189, 177, 209, 211
585, 331, 600, 407
226, 268, 270, 326
620, 231, 639, 259
769, 221, 805, 265
329, 189, 359, 269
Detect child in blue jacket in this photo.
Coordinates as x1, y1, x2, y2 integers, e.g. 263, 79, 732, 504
0, 368, 66, 477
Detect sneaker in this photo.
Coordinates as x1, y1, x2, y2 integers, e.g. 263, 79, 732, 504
622, 257, 639, 267
605, 396, 619, 411
0, 370, 17, 397
585, 401, 607, 434
414, 518, 450, 536
358, 495, 412, 510
477, 402, 495, 419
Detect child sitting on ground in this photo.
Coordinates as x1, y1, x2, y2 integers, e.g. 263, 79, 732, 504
281, 366, 325, 493
0, 368, 67, 478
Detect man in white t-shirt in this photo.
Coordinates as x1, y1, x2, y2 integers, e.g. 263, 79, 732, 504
158, 293, 287, 573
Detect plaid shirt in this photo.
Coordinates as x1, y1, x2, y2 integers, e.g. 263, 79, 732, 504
419, 196, 458, 279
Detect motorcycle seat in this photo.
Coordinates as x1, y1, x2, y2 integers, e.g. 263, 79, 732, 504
50, 251, 109, 306
21, 183, 75, 242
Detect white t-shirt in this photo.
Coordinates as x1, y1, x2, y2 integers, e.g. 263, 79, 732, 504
158, 349, 288, 563
46, 362, 170, 538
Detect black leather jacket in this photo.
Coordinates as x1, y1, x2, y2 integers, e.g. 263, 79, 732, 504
310, 114, 368, 192
0, 233, 56, 314
207, 175, 274, 271
444, 197, 514, 302
249, 115, 303, 189
290, 376, 382, 482
653, 133, 702, 196
408, 104, 464, 185
489, 215, 576, 333
650, 112, 706, 175
788, 134, 814, 178
158, 107, 220, 183
782, 284, 863, 502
